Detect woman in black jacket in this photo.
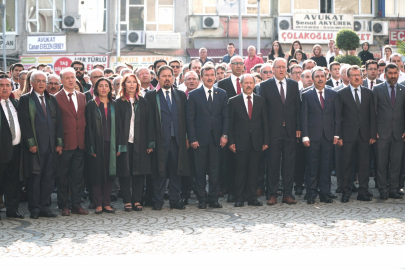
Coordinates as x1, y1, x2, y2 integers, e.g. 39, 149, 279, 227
287, 40, 308, 63
267, 40, 286, 60
116, 74, 155, 212
358, 42, 374, 65
310, 44, 328, 67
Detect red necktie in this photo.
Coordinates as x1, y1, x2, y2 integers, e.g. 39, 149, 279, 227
319, 91, 324, 109
236, 78, 241, 95
68, 93, 77, 116
370, 81, 374, 90
247, 95, 252, 120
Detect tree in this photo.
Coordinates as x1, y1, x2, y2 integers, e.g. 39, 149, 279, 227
397, 40, 405, 57
335, 29, 361, 56
334, 55, 362, 66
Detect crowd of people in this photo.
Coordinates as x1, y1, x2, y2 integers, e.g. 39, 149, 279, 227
1, 39, 405, 220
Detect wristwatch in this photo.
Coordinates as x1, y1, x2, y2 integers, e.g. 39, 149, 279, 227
222, 135, 228, 139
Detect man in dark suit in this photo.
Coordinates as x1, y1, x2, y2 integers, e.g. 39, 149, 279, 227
373, 63, 405, 199
217, 55, 243, 202
18, 71, 63, 219
326, 62, 342, 88
337, 65, 377, 202
363, 60, 383, 90
228, 74, 269, 207
258, 57, 301, 205
187, 65, 229, 209
144, 66, 189, 210
55, 68, 88, 216
301, 67, 340, 204
150, 59, 168, 88
0, 77, 24, 219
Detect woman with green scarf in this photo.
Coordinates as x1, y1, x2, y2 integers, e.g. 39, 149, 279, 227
358, 42, 374, 65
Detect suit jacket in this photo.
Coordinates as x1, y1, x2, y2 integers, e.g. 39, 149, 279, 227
258, 77, 301, 138
362, 78, 383, 89
217, 76, 238, 99
336, 86, 376, 142
186, 85, 229, 146
228, 93, 269, 152
326, 79, 335, 88
0, 97, 19, 164
301, 87, 340, 141
85, 91, 93, 102
373, 82, 405, 140
55, 90, 86, 150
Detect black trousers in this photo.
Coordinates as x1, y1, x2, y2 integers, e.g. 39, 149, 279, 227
57, 148, 84, 209
234, 137, 260, 202
153, 137, 181, 206
376, 134, 403, 194
181, 147, 195, 199
294, 139, 306, 189
93, 141, 112, 208
257, 151, 266, 191
305, 134, 333, 197
266, 127, 296, 197
0, 144, 21, 213
194, 132, 220, 203
27, 146, 54, 214
143, 174, 153, 203
341, 133, 370, 197
119, 143, 145, 204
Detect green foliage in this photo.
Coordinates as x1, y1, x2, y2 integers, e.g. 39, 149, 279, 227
334, 55, 362, 66
335, 29, 360, 55
397, 40, 405, 57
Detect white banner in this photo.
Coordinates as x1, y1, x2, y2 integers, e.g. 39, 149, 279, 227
0, 35, 16, 50
27, 35, 66, 53
293, 14, 354, 31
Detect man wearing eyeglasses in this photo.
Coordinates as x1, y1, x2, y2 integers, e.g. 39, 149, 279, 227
169, 60, 182, 88
85, 68, 104, 101
46, 74, 61, 95
71, 60, 91, 92
217, 55, 244, 202
18, 71, 63, 219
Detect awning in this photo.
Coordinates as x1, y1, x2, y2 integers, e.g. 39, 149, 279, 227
187, 48, 271, 63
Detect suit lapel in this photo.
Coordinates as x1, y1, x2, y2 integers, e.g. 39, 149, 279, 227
32, 92, 46, 117
396, 84, 405, 109
251, 94, 260, 119
270, 79, 284, 105
197, 87, 210, 112
237, 94, 249, 120
172, 88, 182, 120
227, 77, 237, 96
61, 90, 76, 117
382, 83, 394, 109
311, 88, 322, 109
345, 87, 359, 111
285, 79, 293, 106
212, 87, 220, 113
324, 88, 330, 108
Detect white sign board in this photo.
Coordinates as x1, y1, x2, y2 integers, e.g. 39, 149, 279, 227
110, 55, 186, 69
293, 14, 354, 31
0, 35, 16, 50
27, 35, 66, 53
279, 30, 373, 44
146, 32, 181, 49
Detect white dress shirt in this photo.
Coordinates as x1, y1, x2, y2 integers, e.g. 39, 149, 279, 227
298, 81, 303, 90
331, 78, 342, 87
325, 50, 334, 66
128, 98, 135, 143
203, 85, 214, 101
230, 74, 242, 93
366, 78, 377, 90
34, 91, 46, 108
1, 99, 21, 145
140, 86, 151, 97
350, 84, 361, 103
275, 78, 287, 99
64, 89, 78, 112
242, 92, 253, 115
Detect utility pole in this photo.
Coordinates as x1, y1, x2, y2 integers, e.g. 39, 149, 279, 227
257, 0, 260, 54
0, 2, 6, 72
238, 0, 243, 57
116, 0, 121, 66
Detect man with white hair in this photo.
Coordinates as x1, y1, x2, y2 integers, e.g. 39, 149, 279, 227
136, 67, 153, 96
112, 76, 122, 97
198, 47, 214, 66
381, 53, 405, 83
244, 46, 264, 75
46, 74, 61, 95
115, 64, 127, 75
85, 68, 104, 101
120, 68, 133, 77
334, 64, 351, 91
18, 70, 63, 219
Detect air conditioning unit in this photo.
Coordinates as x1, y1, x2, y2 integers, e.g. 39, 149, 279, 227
278, 17, 292, 31
372, 21, 388, 35
202, 16, 219, 29
62, 14, 81, 30
126, 31, 145, 45
353, 20, 370, 32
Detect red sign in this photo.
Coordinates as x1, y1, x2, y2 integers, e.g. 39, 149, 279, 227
389, 30, 405, 46
54, 57, 72, 75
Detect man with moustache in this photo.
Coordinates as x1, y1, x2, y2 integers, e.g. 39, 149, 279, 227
337, 65, 376, 203
85, 68, 104, 101
46, 74, 61, 95
144, 66, 189, 210
55, 68, 88, 215
228, 74, 269, 207
187, 65, 229, 209
301, 67, 339, 204
70, 60, 91, 92
150, 59, 168, 88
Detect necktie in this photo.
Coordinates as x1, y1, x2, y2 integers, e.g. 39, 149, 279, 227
319, 91, 324, 109
247, 95, 252, 120
39, 95, 47, 117
354, 88, 360, 109
391, 85, 396, 107
68, 93, 77, 116
208, 90, 213, 112
370, 81, 374, 90
165, 90, 175, 137
15, 83, 19, 90
280, 81, 285, 104
236, 78, 241, 95
5, 100, 16, 140
336, 81, 339, 87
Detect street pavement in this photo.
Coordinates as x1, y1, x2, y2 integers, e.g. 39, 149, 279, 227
1, 177, 405, 269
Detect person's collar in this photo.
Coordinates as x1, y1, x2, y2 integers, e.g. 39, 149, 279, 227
332, 77, 341, 83
386, 81, 397, 88
367, 77, 376, 83
203, 84, 213, 92
156, 83, 172, 92
349, 84, 361, 91
64, 89, 76, 96
242, 92, 252, 99
231, 74, 242, 80
315, 87, 325, 92
276, 77, 286, 84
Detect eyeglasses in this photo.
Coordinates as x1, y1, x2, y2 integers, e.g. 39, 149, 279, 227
73, 67, 85, 71
0, 75, 9, 79
262, 71, 273, 74
92, 76, 104, 79
34, 80, 47, 84
170, 65, 180, 69
274, 66, 287, 70
231, 62, 244, 66
291, 72, 302, 75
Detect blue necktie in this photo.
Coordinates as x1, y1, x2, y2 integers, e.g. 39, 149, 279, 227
165, 90, 175, 137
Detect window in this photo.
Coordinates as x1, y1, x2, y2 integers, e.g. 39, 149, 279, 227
0, 0, 17, 34
26, 0, 64, 33
192, 0, 270, 15
120, 0, 174, 32
79, 0, 107, 33
385, 0, 405, 17
280, 0, 373, 16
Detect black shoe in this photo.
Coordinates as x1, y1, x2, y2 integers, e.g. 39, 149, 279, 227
295, 187, 303, 195
331, 170, 336, 176
227, 194, 236, 203
39, 211, 57, 218
335, 186, 343, 193
88, 202, 96, 209
341, 196, 350, 203
30, 213, 39, 219
389, 193, 403, 199
152, 205, 162, 210
304, 194, 308, 200
398, 188, 404, 195
248, 200, 263, 206
209, 201, 223, 208
357, 195, 372, 201
198, 202, 207, 209
307, 198, 315, 204
234, 201, 244, 207
111, 195, 117, 202
170, 202, 186, 210
369, 171, 375, 177
380, 193, 389, 200
351, 186, 358, 192
181, 198, 189, 205
102, 208, 115, 213
143, 200, 154, 207
327, 192, 337, 199
95, 210, 103, 214
319, 194, 333, 203
164, 193, 169, 200
53, 187, 58, 193
6, 212, 24, 219
365, 189, 373, 197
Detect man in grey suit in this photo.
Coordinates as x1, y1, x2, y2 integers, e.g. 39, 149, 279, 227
373, 63, 405, 200
363, 60, 383, 90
